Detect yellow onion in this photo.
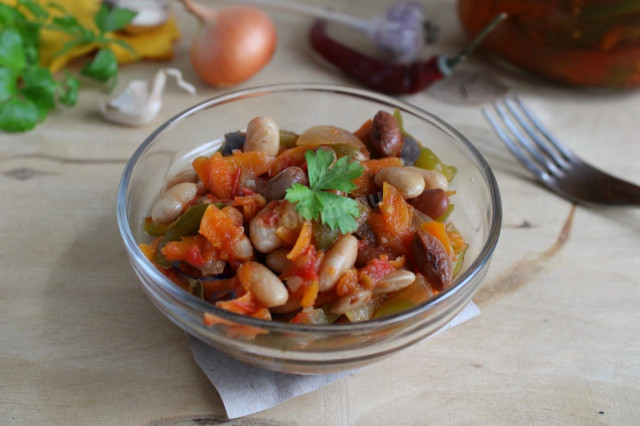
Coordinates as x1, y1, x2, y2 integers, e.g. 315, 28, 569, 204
181, 0, 277, 86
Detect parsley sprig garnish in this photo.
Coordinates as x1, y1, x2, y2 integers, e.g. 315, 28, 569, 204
285, 149, 365, 234
0, 1, 137, 132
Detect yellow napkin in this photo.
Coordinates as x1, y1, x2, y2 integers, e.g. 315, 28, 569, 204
3, 0, 180, 72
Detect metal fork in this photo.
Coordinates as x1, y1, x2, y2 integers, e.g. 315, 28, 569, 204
483, 97, 640, 206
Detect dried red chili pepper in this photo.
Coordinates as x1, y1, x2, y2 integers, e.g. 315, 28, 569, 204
309, 13, 506, 95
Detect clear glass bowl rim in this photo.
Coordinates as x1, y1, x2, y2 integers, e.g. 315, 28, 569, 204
116, 82, 502, 334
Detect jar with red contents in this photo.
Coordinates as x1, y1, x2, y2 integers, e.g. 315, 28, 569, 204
458, 0, 640, 87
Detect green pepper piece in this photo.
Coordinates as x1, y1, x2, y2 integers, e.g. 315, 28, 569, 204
279, 129, 299, 149
155, 203, 210, 267
452, 245, 467, 278
289, 304, 340, 325
435, 203, 455, 223
344, 296, 383, 322
372, 298, 415, 319
312, 221, 341, 250
143, 218, 169, 237
414, 147, 458, 182
330, 143, 360, 159
392, 108, 405, 131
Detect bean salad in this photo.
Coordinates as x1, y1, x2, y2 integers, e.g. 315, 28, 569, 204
140, 110, 468, 328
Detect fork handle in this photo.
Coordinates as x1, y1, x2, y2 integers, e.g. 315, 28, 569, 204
595, 177, 640, 206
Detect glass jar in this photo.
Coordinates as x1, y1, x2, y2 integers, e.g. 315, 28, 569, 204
458, 0, 640, 87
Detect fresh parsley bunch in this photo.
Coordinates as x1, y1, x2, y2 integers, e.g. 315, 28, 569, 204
285, 149, 365, 234
0, 0, 136, 132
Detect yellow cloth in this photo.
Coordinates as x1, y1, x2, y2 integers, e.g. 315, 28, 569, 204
3, 0, 180, 72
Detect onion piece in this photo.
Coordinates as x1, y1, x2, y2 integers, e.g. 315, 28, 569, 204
180, 0, 277, 86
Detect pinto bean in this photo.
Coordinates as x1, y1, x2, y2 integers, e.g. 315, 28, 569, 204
374, 167, 425, 199
244, 116, 280, 156
373, 270, 416, 294
407, 167, 448, 191
370, 111, 403, 158
411, 229, 452, 291
356, 244, 398, 268
261, 166, 308, 202
265, 248, 293, 274
409, 188, 449, 219
151, 182, 198, 225
400, 134, 421, 165
237, 261, 288, 307
318, 234, 358, 291
331, 288, 372, 315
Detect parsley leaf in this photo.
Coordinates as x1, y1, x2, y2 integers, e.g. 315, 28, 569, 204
0, 97, 39, 131
0, 29, 26, 72
20, 66, 57, 118
81, 48, 118, 83
94, 4, 137, 34
0, 68, 17, 102
18, 0, 49, 20
58, 74, 78, 107
285, 149, 364, 234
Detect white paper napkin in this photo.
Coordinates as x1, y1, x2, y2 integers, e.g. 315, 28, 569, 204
189, 301, 480, 419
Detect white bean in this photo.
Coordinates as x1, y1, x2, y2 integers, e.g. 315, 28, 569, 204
245, 116, 280, 156
407, 167, 448, 191
318, 234, 358, 292
373, 270, 416, 294
164, 169, 198, 191
270, 295, 301, 314
249, 203, 283, 253
374, 167, 425, 199
238, 261, 288, 308
331, 288, 372, 315
232, 236, 254, 261
151, 182, 197, 225
197, 260, 226, 276
266, 248, 292, 274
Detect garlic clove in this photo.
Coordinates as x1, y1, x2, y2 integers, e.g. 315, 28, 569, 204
100, 68, 196, 127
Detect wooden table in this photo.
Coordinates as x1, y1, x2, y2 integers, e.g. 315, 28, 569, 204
2, 1, 639, 424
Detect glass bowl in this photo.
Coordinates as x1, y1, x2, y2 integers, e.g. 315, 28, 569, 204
116, 83, 501, 375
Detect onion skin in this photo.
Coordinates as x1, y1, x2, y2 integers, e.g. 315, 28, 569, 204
189, 5, 277, 86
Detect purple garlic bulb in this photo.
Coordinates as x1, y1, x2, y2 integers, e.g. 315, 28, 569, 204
371, 1, 427, 62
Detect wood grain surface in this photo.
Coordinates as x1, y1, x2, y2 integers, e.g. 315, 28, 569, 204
2, 1, 639, 424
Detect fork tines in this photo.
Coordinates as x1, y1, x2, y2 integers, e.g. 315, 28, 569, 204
483, 96, 575, 180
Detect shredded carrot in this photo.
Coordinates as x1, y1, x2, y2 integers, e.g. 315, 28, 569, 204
205, 152, 234, 199
139, 243, 155, 261
445, 222, 468, 254
336, 268, 358, 297
368, 182, 413, 254
269, 145, 315, 176
390, 255, 406, 269
204, 295, 271, 339
421, 221, 453, 255
199, 204, 245, 260
353, 118, 372, 142
274, 226, 297, 247
192, 155, 210, 184
300, 280, 319, 308
287, 220, 313, 260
